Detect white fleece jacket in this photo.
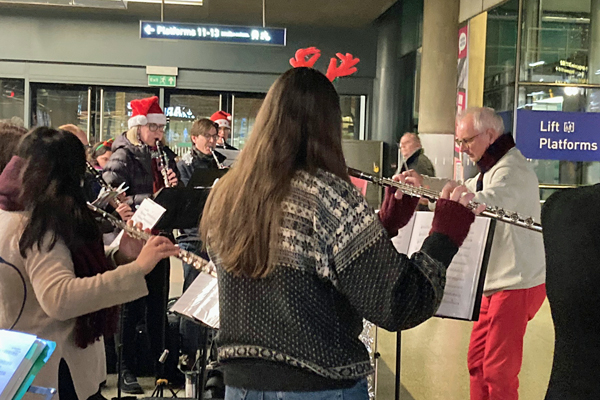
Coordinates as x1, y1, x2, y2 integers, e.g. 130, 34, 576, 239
464, 147, 546, 295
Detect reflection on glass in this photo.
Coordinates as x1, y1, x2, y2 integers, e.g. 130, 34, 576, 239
232, 96, 264, 150
164, 93, 220, 156
340, 95, 361, 140
0, 79, 25, 123
32, 86, 88, 133
521, 0, 594, 84
484, 0, 518, 112
101, 90, 157, 144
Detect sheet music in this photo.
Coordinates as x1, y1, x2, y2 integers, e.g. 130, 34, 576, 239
170, 268, 220, 329
391, 212, 492, 321
0, 331, 37, 400
108, 198, 166, 248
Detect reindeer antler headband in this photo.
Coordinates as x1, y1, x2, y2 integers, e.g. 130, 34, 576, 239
289, 47, 360, 82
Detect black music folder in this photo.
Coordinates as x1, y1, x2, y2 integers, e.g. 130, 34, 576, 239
152, 187, 211, 230
187, 169, 228, 189
391, 212, 495, 321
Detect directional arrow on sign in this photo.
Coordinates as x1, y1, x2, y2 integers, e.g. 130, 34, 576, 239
144, 25, 156, 35
168, 77, 174, 84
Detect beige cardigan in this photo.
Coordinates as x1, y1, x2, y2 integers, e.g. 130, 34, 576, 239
0, 210, 149, 400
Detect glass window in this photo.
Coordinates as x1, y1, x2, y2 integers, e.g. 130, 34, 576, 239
340, 95, 362, 140
0, 79, 25, 124
518, 85, 600, 192
100, 88, 158, 144
484, 0, 519, 112
164, 91, 220, 155
231, 95, 264, 150
521, 0, 594, 84
31, 85, 89, 134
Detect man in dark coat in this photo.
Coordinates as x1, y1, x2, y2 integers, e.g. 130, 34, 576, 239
398, 132, 435, 210
541, 183, 600, 399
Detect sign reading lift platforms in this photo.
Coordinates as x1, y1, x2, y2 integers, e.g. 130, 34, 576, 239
140, 21, 287, 46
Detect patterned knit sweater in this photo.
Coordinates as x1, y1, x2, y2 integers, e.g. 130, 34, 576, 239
209, 169, 460, 389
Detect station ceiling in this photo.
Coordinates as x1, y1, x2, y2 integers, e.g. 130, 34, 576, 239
0, 0, 397, 27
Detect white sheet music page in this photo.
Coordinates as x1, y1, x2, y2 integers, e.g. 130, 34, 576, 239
0, 330, 36, 400
171, 267, 220, 329
395, 212, 491, 320
108, 198, 166, 248
390, 215, 417, 254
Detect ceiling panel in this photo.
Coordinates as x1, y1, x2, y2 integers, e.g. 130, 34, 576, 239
0, 0, 397, 27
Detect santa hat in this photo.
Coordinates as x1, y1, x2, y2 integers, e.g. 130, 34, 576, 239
210, 111, 232, 129
128, 96, 167, 129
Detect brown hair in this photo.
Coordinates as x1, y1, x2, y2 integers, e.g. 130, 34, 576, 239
200, 67, 348, 278
0, 123, 28, 173
191, 118, 218, 137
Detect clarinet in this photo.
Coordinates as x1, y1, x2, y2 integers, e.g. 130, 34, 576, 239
347, 167, 543, 233
85, 162, 123, 205
155, 139, 172, 187
210, 149, 226, 169
87, 202, 216, 276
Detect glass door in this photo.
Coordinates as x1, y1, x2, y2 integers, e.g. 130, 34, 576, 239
231, 93, 265, 149
98, 87, 159, 143
0, 78, 25, 124
164, 90, 221, 156
30, 83, 91, 139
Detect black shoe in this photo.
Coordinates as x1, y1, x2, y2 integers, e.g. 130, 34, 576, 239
120, 370, 144, 395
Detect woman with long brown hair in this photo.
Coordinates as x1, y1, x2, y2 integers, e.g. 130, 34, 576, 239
201, 67, 479, 400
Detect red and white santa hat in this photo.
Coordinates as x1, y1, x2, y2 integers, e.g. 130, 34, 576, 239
210, 111, 232, 129
128, 96, 167, 129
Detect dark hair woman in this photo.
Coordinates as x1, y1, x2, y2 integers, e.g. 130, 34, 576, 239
200, 67, 479, 399
90, 139, 114, 169
0, 127, 179, 400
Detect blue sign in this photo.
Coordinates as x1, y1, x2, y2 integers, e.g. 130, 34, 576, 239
516, 110, 600, 161
140, 21, 286, 46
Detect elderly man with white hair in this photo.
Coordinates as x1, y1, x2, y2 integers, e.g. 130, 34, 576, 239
455, 107, 546, 400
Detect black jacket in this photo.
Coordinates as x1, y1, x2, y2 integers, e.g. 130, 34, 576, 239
542, 184, 600, 400
102, 132, 179, 207
176, 147, 225, 242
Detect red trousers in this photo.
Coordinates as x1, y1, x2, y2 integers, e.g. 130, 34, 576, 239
468, 284, 546, 400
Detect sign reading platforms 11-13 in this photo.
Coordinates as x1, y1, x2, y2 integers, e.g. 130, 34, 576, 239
140, 21, 286, 46
516, 110, 600, 161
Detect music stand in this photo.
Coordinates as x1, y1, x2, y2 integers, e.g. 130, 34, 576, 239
152, 188, 211, 231
170, 272, 220, 400
186, 169, 227, 189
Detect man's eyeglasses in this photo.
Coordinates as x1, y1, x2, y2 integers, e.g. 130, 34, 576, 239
148, 123, 166, 132
455, 132, 482, 147
204, 133, 219, 141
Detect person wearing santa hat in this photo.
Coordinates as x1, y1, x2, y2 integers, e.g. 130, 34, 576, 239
210, 111, 237, 150
103, 96, 180, 394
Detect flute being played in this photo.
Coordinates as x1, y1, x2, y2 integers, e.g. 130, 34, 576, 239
347, 167, 542, 233
87, 202, 216, 276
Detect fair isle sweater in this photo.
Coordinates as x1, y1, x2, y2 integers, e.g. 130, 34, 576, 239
209, 169, 462, 390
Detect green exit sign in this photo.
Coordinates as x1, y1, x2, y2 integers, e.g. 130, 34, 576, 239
148, 74, 176, 87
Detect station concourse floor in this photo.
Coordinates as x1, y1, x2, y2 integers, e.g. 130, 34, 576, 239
102, 258, 554, 400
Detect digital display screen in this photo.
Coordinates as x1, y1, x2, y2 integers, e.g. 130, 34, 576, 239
140, 21, 286, 46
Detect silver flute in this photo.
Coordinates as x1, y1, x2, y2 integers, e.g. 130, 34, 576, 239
85, 161, 123, 205
348, 167, 543, 233
210, 149, 226, 169
87, 202, 216, 276
155, 139, 172, 187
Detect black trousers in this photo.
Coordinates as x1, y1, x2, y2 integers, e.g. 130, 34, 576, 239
58, 359, 105, 400
117, 257, 170, 377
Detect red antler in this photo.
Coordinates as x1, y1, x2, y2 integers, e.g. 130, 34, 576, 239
289, 47, 322, 68
325, 53, 360, 82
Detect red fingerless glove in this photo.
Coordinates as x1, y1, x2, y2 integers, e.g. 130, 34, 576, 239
430, 198, 475, 247
378, 186, 420, 237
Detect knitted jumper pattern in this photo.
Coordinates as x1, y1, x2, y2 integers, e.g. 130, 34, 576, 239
210, 169, 447, 380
